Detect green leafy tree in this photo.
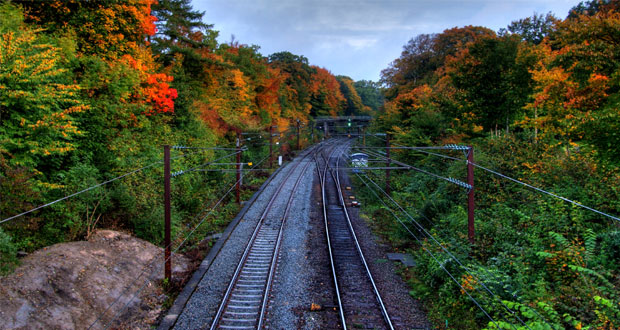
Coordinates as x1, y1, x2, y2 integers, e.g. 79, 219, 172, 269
448, 34, 535, 132
353, 80, 384, 111
500, 12, 559, 44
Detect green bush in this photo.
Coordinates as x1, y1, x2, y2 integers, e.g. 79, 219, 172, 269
0, 227, 18, 274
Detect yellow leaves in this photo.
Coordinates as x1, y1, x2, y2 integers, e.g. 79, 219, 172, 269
460, 274, 478, 293
230, 69, 246, 89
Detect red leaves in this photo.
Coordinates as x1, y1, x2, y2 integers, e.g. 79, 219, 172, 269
143, 73, 178, 115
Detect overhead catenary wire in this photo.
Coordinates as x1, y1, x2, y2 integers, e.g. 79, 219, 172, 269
0, 145, 246, 225
362, 134, 620, 223
0, 160, 162, 225
172, 146, 241, 150
173, 149, 244, 176
471, 161, 620, 223
352, 139, 562, 327
92, 150, 274, 329
357, 171, 549, 329
360, 166, 468, 253
358, 168, 555, 329
362, 148, 472, 190
353, 172, 502, 328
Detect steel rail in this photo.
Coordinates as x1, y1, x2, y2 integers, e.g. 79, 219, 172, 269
94, 151, 277, 330
257, 152, 314, 329
209, 146, 317, 330
314, 140, 347, 329
328, 143, 395, 330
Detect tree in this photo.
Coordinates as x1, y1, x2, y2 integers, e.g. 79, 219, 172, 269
0, 3, 87, 170
336, 76, 369, 115
567, 0, 619, 19
268, 51, 315, 116
500, 12, 559, 44
308, 67, 345, 117
380, 33, 438, 97
448, 34, 535, 132
16, 0, 158, 59
151, 0, 218, 68
381, 26, 495, 100
353, 80, 384, 112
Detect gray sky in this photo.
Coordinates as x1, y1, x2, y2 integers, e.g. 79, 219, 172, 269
192, 0, 577, 82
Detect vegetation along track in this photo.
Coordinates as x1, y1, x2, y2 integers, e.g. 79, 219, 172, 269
209, 146, 317, 330
315, 139, 395, 330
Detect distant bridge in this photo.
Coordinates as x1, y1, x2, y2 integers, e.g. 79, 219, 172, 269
313, 116, 372, 136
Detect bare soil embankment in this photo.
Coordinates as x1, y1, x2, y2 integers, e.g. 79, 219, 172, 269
0, 230, 191, 330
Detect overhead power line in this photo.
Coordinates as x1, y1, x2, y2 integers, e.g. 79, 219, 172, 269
0, 160, 162, 225
471, 162, 620, 223
92, 150, 274, 329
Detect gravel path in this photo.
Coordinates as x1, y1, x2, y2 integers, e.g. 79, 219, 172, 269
172, 153, 310, 329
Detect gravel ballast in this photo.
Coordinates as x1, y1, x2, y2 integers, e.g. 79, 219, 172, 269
264, 158, 317, 329
167, 142, 429, 329
171, 152, 311, 329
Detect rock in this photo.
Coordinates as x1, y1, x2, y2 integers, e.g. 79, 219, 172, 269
0, 230, 191, 330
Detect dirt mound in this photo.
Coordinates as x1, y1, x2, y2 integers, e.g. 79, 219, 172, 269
0, 230, 190, 330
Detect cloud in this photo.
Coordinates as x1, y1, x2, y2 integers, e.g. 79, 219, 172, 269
195, 0, 577, 81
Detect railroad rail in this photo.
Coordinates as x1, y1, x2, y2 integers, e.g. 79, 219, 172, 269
315, 139, 395, 330
209, 146, 316, 329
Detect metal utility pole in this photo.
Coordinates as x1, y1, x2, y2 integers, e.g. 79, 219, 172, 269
467, 146, 475, 244
269, 126, 274, 168
362, 127, 366, 146
163, 145, 171, 282
386, 134, 391, 196
236, 133, 242, 204
296, 119, 301, 150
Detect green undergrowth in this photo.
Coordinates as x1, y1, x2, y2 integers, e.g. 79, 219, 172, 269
351, 133, 620, 329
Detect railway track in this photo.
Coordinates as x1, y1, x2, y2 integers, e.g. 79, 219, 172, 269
315, 139, 395, 330
209, 146, 316, 330
209, 139, 394, 329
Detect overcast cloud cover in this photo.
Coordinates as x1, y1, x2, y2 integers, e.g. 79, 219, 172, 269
192, 0, 577, 82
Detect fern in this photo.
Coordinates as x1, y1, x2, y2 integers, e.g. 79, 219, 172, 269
548, 231, 569, 249
583, 228, 596, 266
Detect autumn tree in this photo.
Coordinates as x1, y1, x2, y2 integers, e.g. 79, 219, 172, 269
268, 51, 315, 117
16, 0, 158, 59
381, 26, 495, 100
0, 3, 86, 171
308, 67, 346, 117
336, 76, 369, 115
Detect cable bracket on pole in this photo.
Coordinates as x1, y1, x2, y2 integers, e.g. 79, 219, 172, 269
443, 144, 469, 151
171, 170, 185, 177
447, 177, 472, 190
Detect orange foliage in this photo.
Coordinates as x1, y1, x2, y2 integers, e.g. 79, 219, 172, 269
142, 73, 178, 115
20, 0, 157, 58
309, 66, 345, 116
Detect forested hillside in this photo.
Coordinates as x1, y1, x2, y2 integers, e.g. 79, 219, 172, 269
0, 0, 374, 271
367, 0, 620, 328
